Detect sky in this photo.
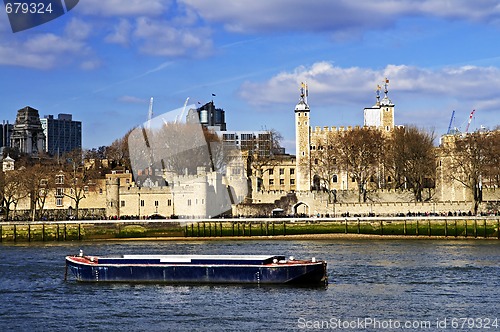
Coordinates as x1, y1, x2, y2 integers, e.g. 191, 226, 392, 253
1, 0, 500, 155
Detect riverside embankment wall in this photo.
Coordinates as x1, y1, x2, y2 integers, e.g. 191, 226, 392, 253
1, 217, 499, 241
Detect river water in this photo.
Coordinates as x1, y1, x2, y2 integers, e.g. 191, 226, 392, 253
1, 239, 499, 331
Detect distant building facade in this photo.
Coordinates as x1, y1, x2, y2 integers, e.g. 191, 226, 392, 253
0, 120, 13, 154
10, 106, 45, 156
40, 113, 82, 156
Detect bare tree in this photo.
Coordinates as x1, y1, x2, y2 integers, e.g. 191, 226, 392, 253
23, 163, 57, 220
337, 127, 385, 202
60, 149, 102, 219
444, 131, 496, 214
245, 129, 284, 191
0, 170, 27, 220
310, 131, 339, 203
106, 129, 133, 170
388, 126, 436, 201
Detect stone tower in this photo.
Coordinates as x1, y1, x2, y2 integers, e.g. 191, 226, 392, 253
295, 82, 311, 191
106, 177, 120, 218
363, 78, 395, 132
10, 106, 45, 156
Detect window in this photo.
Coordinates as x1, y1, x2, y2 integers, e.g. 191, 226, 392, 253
387, 176, 392, 182
290, 168, 295, 175
56, 188, 64, 196
121, 201, 125, 207
269, 179, 274, 186
332, 175, 338, 183
167, 199, 172, 207
290, 179, 295, 185
269, 169, 274, 175
279, 168, 284, 175
83, 186, 89, 194
280, 179, 284, 185
55, 174, 64, 184
140, 200, 145, 207
154, 200, 159, 207
99, 188, 103, 194
188, 199, 192, 206
56, 197, 63, 207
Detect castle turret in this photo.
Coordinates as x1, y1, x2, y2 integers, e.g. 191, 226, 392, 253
106, 177, 120, 218
295, 82, 311, 191
364, 78, 395, 132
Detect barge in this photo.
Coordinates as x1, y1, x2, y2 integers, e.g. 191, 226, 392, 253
65, 251, 327, 285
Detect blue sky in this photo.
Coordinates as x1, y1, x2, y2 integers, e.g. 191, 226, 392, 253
1, 0, 500, 154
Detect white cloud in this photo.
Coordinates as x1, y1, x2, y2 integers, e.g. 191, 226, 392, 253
105, 19, 133, 46
181, 0, 500, 34
78, 0, 167, 17
0, 18, 96, 70
238, 62, 500, 115
118, 95, 149, 104
133, 17, 212, 57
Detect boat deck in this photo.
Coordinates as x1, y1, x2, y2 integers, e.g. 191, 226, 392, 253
67, 254, 318, 266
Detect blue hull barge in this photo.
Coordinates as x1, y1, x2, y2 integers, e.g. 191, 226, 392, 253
65, 253, 327, 285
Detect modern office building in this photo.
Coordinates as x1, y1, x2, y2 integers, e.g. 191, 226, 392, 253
40, 113, 82, 156
188, 101, 226, 131
0, 120, 13, 154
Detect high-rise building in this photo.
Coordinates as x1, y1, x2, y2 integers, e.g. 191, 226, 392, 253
0, 120, 13, 154
40, 113, 82, 156
189, 101, 226, 131
10, 106, 45, 156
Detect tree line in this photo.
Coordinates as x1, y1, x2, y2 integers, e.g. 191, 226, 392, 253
308, 125, 500, 209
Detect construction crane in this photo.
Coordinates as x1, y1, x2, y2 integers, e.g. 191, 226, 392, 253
176, 97, 190, 123
147, 97, 154, 122
465, 109, 475, 133
447, 110, 455, 134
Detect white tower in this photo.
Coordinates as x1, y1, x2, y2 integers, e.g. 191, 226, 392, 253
295, 82, 311, 191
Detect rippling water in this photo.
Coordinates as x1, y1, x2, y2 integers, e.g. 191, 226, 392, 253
1, 239, 499, 331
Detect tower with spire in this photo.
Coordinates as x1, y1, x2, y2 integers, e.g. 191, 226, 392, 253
295, 82, 311, 191
363, 78, 395, 132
